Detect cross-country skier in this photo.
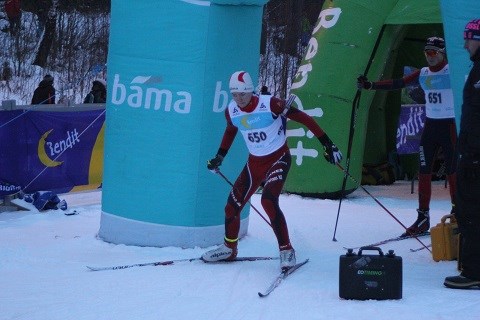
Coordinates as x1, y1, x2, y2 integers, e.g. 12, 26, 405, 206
357, 37, 457, 237
202, 70, 343, 270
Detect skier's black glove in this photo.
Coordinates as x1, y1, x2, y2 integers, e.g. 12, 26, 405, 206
357, 75, 372, 90
207, 154, 224, 173
319, 135, 343, 165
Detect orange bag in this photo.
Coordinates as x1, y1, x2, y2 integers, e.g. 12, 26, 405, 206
430, 214, 459, 262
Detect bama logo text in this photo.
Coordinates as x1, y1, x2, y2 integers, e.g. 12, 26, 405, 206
111, 74, 191, 114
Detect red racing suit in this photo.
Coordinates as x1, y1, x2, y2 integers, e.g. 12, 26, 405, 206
215, 94, 328, 249
371, 61, 457, 210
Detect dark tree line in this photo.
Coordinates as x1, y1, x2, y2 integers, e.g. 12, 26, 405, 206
20, 0, 110, 68
0, 0, 322, 103
0, 0, 110, 103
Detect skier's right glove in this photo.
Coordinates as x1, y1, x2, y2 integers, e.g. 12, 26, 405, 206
207, 154, 224, 173
319, 134, 343, 165
357, 75, 372, 90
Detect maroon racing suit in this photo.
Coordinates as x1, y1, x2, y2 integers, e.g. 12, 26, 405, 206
216, 94, 328, 250
371, 61, 457, 211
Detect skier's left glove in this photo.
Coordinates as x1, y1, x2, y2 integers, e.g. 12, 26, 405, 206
357, 75, 372, 90
207, 154, 224, 173
319, 134, 343, 165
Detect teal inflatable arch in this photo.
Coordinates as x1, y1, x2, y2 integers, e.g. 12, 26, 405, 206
99, 0, 267, 248
284, 0, 480, 198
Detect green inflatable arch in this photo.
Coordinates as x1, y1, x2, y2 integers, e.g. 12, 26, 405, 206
284, 0, 444, 198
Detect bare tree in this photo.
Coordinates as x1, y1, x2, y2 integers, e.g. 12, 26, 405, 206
33, 0, 57, 67
259, 0, 323, 98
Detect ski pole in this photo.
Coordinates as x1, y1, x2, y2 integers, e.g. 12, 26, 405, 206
332, 25, 387, 242
336, 163, 431, 253
215, 170, 272, 228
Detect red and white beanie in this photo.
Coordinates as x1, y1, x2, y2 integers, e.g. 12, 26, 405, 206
229, 71, 254, 93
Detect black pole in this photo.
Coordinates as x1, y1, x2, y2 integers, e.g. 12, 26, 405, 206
336, 164, 431, 252
215, 170, 273, 228
332, 25, 387, 241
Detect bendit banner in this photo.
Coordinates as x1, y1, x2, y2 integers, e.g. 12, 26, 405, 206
396, 105, 425, 155
0, 109, 105, 195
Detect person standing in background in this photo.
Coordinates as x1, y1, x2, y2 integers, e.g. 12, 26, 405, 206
260, 85, 271, 95
84, 79, 107, 103
31, 74, 56, 105
444, 19, 480, 289
4, 0, 22, 35
2, 61, 13, 91
357, 37, 457, 238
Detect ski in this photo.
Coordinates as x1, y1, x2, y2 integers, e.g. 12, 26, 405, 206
343, 231, 430, 250
410, 243, 432, 252
86, 256, 278, 272
258, 259, 309, 298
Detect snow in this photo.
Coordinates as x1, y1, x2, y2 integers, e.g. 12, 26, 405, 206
1, 181, 478, 320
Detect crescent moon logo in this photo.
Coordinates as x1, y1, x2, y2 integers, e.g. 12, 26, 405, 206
38, 129, 63, 167
425, 76, 433, 89
241, 116, 251, 129
70, 123, 104, 192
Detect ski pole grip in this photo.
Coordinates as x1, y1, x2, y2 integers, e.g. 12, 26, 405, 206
358, 246, 384, 256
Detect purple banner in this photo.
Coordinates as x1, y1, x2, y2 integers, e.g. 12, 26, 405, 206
0, 109, 105, 195
396, 104, 425, 155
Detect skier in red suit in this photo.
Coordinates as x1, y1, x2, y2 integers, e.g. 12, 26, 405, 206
202, 71, 342, 270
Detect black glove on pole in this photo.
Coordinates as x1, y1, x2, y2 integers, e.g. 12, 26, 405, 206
356, 75, 372, 90
319, 134, 343, 165
207, 154, 223, 172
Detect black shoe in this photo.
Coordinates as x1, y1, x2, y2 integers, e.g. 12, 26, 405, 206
401, 209, 430, 237
444, 275, 480, 289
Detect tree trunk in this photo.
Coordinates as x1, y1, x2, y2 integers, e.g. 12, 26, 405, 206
33, 3, 57, 67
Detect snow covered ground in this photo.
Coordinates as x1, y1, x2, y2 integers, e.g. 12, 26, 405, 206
1, 180, 478, 320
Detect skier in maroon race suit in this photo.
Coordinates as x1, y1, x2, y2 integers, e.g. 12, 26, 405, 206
358, 37, 457, 237
202, 71, 343, 270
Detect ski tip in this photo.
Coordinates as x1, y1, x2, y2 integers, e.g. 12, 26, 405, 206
258, 292, 267, 298
86, 265, 107, 271
65, 210, 79, 216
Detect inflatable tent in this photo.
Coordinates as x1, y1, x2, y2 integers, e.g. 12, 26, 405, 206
284, 0, 480, 198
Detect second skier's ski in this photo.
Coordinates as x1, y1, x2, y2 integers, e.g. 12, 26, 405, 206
410, 243, 432, 252
344, 231, 430, 250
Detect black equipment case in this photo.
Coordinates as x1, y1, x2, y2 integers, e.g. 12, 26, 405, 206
339, 246, 402, 300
